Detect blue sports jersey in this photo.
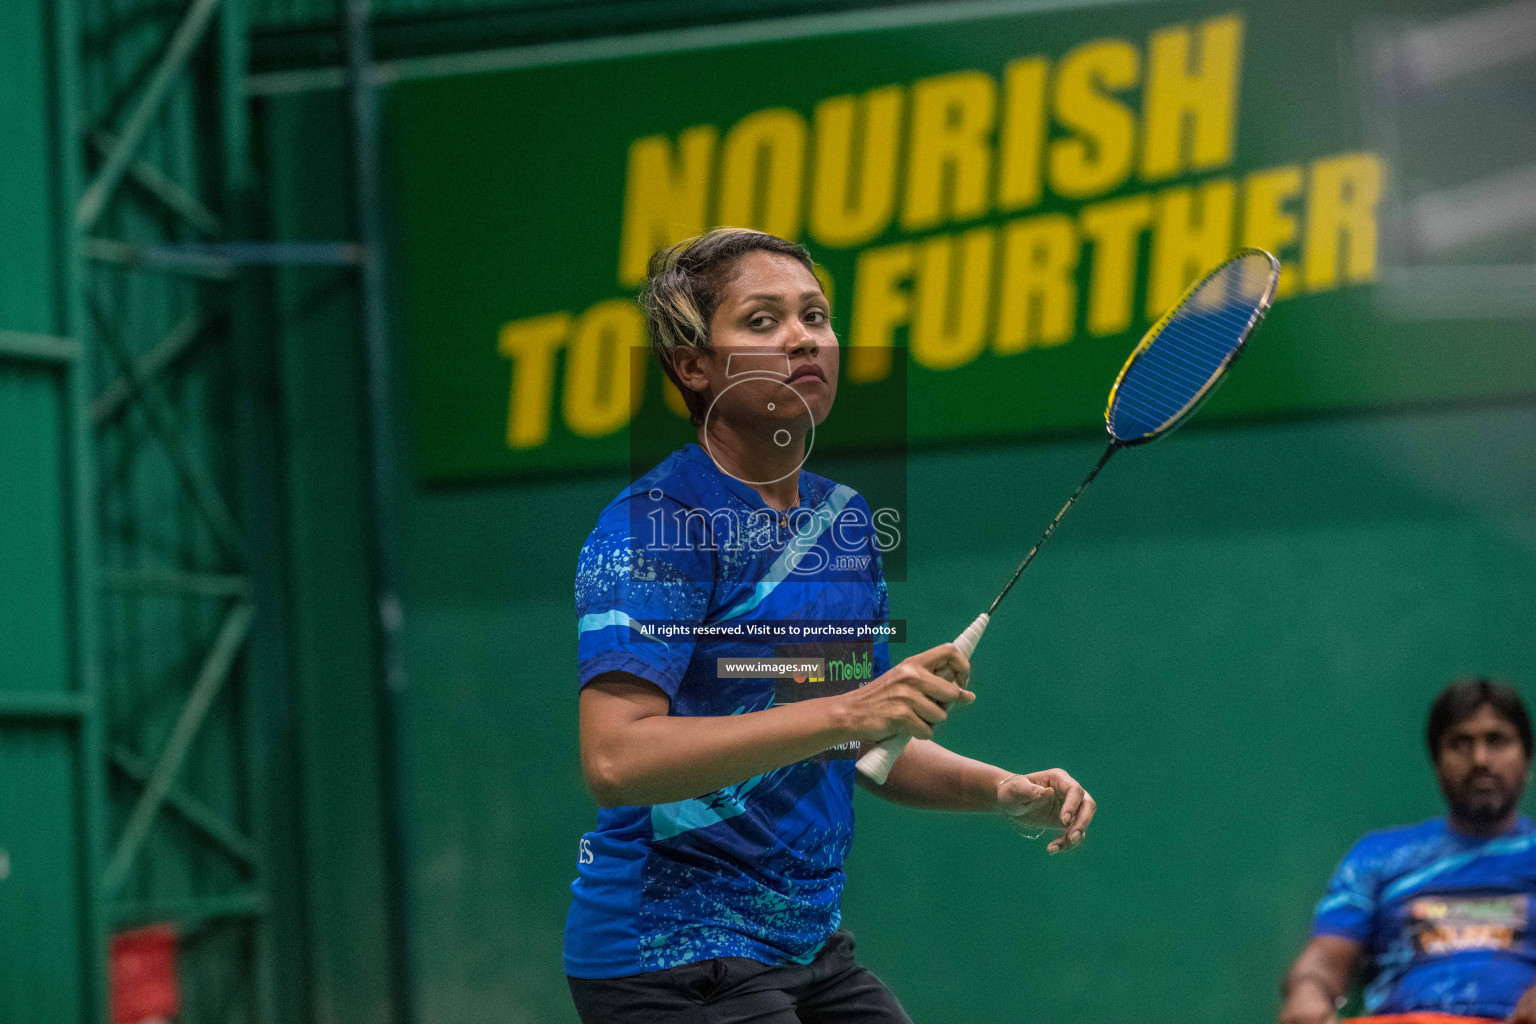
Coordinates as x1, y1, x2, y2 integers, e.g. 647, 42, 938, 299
1313, 816, 1536, 1017
565, 443, 890, 979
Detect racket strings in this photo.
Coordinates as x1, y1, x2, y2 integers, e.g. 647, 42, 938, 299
1115, 323, 1246, 427
1109, 257, 1274, 441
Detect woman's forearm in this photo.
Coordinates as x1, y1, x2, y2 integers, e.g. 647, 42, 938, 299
581, 649, 973, 808
859, 738, 1008, 811
585, 697, 853, 807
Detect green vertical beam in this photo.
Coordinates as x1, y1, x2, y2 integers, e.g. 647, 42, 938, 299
51, 0, 107, 1016
65, 0, 306, 1016
345, 0, 420, 1016
218, 1, 285, 1019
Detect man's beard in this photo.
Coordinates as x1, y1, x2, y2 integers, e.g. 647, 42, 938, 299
1448, 773, 1521, 826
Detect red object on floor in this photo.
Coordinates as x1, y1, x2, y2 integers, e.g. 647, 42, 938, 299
1346, 1015, 1502, 1024
110, 925, 180, 1024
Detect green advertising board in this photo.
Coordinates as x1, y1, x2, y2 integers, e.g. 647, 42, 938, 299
385, 0, 1536, 481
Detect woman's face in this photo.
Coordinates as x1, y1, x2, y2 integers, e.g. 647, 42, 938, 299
675, 250, 839, 440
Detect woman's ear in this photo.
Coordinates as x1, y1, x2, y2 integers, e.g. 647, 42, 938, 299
669, 347, 711, 399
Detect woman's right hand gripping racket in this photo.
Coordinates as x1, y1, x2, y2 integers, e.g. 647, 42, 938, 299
854, 613, 991, 784
855, 248, 1280, 785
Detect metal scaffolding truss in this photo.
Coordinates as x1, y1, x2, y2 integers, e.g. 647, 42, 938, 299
51, 0, 356, 1016
48, 0, 405, 1016
61, 0, 264, 1013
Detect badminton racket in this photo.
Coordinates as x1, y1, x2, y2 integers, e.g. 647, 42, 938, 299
856, 248, 1282, 784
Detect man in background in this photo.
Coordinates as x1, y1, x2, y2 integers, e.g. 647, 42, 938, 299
1280, 678, 1536, 1024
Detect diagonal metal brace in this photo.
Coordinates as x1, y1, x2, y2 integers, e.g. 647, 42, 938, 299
91, 128, 223, 237
102, 601, 254, 896
110, 744, 258, 870
89, 289, 248, 563
75, 0, 226, 232
91, 309, 211, 426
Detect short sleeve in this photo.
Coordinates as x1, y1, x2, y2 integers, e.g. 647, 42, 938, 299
574, 504, 713, 699
1312, 838, 1380, 943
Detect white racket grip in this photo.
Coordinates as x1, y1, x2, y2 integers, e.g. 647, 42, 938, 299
855, 613, 991, 785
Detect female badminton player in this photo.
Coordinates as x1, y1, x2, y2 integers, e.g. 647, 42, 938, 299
566, 227, 1097, 1024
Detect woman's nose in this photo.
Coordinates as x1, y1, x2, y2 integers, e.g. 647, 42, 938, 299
785, 322, 818, 355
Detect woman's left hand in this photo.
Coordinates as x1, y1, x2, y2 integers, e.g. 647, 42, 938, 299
995, 768, 1096, 854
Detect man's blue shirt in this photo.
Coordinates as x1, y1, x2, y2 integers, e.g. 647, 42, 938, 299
565, 444, 890, 979
1313, 815, 1536, 1017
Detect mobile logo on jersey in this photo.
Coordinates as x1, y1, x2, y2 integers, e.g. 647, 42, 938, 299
1409, 895, 1528, 954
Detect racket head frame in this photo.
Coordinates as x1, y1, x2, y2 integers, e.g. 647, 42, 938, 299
1104, 247, 1281, 447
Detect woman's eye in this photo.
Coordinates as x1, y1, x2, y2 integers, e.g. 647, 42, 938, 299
749, 315, 774, 329
805, 309, 827, 324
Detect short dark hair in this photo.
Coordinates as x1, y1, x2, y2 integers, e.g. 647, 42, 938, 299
639, 228, 819, 427
1426, 676, 1532, 761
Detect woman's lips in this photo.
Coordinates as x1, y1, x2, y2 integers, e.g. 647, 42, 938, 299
788, 366, 826, 384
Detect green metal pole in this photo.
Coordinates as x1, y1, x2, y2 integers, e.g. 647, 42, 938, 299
345, 0, 419, 1017
0, 692, 92, 719
111, 890, 265, 931
216, 0, 290, 1019
100, 569, 252, 599
52, 0, 108, 1015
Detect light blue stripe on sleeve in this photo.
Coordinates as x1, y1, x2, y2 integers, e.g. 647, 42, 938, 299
1316, 891, 1375, 917
578, 609, 668, 647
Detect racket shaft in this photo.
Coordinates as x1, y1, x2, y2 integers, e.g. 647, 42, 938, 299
855, 613, 990, 784
989, 444, 1115, 616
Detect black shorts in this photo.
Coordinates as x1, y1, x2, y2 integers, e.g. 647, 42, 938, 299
567, 929, 912, 1024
